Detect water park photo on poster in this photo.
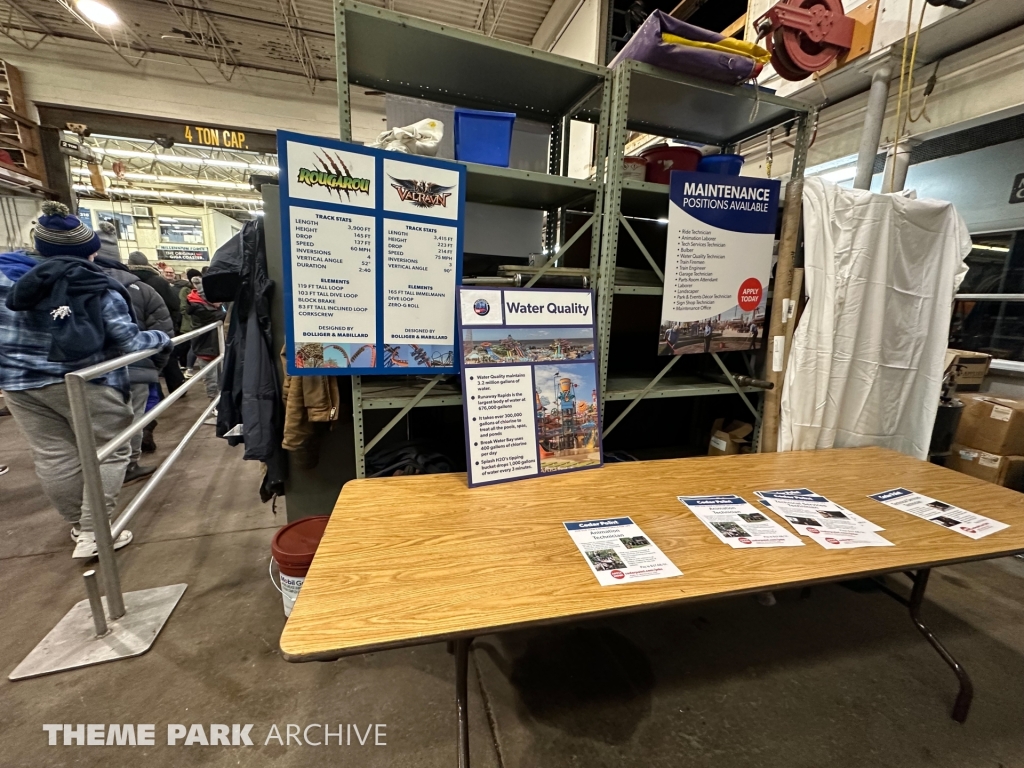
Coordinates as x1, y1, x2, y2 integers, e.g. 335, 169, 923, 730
533, 363, 601, 474
462, 326, 595, 365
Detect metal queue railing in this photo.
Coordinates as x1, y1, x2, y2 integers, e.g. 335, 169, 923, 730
8, 320, 226, 679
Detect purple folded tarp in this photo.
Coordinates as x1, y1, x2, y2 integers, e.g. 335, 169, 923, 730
610, 10, 758, 85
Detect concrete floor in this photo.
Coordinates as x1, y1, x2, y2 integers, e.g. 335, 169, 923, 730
1, 394, 1023, 767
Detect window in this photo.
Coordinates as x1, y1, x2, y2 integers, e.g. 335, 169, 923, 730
950, 232, 1024, 361
97, 211, 136, 241
158, 216, 204, 245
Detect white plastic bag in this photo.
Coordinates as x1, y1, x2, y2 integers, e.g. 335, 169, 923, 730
369, 118, 444, 156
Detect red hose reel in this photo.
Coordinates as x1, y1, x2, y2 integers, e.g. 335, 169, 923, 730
756, 0, 856, 81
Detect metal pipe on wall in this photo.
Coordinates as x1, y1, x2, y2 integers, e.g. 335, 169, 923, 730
881, 139, 914, 193
853, 64, 894, 190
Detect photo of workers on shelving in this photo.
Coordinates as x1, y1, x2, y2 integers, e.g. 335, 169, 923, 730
658, 302, 765, 356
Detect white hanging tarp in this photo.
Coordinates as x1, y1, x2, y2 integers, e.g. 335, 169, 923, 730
779, 177, 970, 459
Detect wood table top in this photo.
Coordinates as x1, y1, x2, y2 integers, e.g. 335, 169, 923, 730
280, 447, 1024, 661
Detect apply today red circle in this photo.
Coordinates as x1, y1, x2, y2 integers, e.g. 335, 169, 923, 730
738, 278, 762, 311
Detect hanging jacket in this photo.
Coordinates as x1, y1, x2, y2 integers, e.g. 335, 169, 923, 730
96, 256, 173, 384
206, 219, 287, 501
281, 351, 344, 468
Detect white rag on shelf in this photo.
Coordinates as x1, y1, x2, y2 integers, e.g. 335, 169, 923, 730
369, 118, 444, 156
779, 177, 971, 459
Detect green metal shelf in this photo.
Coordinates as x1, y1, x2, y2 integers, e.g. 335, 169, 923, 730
339, 0, 606, 123
464, 163, 597, 210
594, 58, 816, 442
620, 178, 669, 219
360, 379, 463, 409
613, 284, 663, 295
335, 0, 613, 478
578, 59, 810, 145
604, 376, 755, 401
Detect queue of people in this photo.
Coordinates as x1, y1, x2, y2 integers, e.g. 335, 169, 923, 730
0, 202, 225, 558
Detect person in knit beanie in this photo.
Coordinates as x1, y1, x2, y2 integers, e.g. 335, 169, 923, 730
0, 201, 171, 558
31, 201, 101, 258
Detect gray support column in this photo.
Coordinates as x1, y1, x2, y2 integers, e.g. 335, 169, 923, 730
853, 63, 894, 190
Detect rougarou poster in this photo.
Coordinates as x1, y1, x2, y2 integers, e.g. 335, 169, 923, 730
457, 287, 603, 488
278, 129, 465, 375
658, 171, 780, 356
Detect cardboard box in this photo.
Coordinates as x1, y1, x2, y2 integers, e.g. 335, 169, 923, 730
954, 394, 1024, 456
709, 419, 753, 456
946, 444, 1024, 490
947, 349, 991, 391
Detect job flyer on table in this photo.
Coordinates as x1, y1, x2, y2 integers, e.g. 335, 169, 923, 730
564, 518, 682, 586
457, 287, 602, 487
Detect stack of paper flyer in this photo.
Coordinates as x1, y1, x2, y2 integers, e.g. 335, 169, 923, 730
869, 488, 1010, 539
677, 495, 804, 548
755, 489, 893, 549
564, 517, 682, 586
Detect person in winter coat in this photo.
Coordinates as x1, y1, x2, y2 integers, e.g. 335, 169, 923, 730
0, 202, 169, 558
96, 220, 122, 262
126, 251, 186, 392
127, 251, 181, 331
175, 269, 200, 371
185, 275, 225, 401
96, 257, 173, 481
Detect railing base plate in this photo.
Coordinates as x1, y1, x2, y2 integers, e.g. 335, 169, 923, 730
9, 583, 187, 680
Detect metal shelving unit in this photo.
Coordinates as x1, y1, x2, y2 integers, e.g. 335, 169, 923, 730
594, 58, 816, 442
333, 0, 610, 477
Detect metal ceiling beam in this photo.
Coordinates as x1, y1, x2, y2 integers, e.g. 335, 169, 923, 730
53, 0, 153, 67
0, 0, 51, 49
487, 0, 511, 37
276, 0, 319, 93
162, 0, 241, 82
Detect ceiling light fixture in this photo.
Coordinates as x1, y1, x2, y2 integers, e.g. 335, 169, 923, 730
76, 0, 120, 26
91, 147, 278, 174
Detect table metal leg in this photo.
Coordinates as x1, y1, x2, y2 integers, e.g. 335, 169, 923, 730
455, 637, 472, 768
907, 569, 974, 723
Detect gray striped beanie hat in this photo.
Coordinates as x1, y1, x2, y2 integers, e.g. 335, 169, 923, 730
33, 201, 101, 259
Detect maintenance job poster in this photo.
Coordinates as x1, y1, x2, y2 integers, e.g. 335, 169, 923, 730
658, 171, 780, 356
457, 287, 602, 487
278, 129, 465, 375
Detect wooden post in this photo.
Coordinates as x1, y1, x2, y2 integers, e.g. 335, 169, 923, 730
760, 110, 814, 452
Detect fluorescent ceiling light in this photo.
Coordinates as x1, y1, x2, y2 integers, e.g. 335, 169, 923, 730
74, 183, 262, 207
72, 166, 251, 191
76, 0, 120, 26
971, 244, 1010, 252
92, 147, 278, 173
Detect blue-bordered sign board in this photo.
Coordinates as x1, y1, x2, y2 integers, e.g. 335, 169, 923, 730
278, 130, 465, 375
658, 171, 780, 357
457, 287, 603, 488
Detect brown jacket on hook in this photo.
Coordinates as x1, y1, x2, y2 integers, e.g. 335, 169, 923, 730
281, 349, 344, 463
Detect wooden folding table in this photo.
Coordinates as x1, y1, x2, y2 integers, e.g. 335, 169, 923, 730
280, 447, 1024, 766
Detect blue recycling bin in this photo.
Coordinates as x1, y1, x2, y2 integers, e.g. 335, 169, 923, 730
454, 107, 516, 167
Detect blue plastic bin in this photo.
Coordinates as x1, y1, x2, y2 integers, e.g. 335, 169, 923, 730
698, 154, 745, 175
454, 108, 516, 167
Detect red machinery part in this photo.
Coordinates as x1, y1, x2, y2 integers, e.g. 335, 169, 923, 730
757, 0, 855, 81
